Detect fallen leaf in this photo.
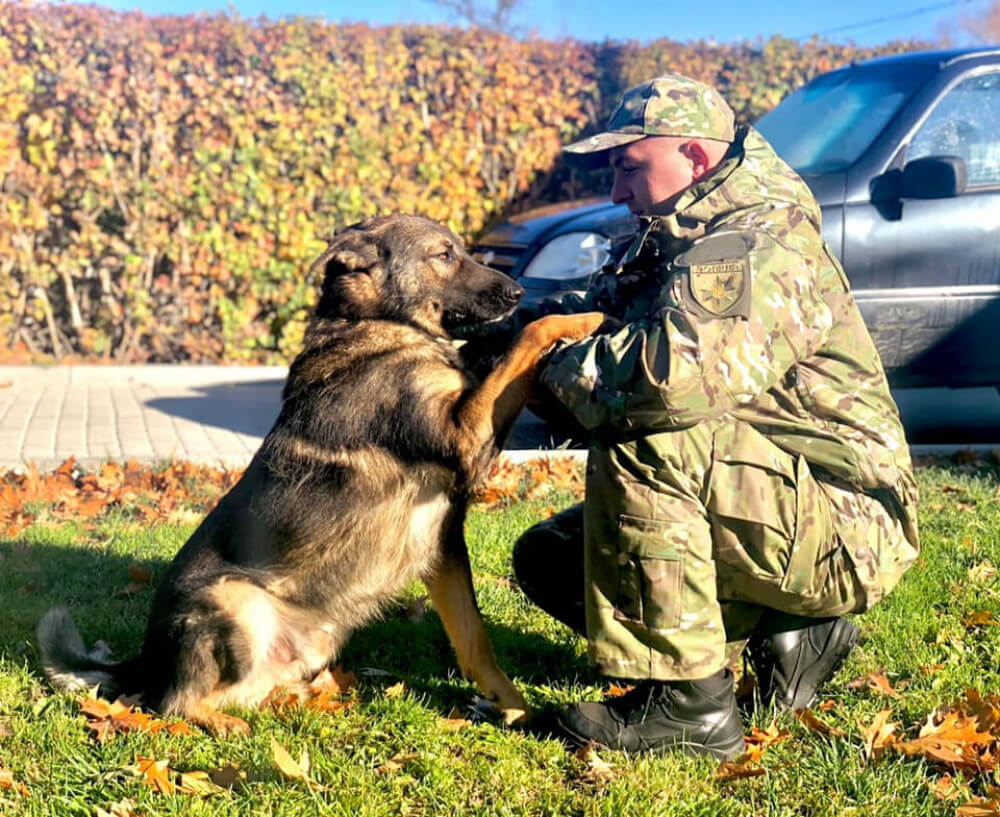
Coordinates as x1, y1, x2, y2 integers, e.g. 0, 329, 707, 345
859, 708, 898, 761
817, 699, 838, 712
270, 737, 310, 783
795, 709, 847, 738
377, 752, 419, 774
963, 611, 1000, 628
716, 754, 768, 781
867, 672, 902, 699
928, 774, 966, 801
384, 681, 407, 699
80, 693, 192, 741
573, 742, 614, 784
746, 721, 791, 751
0, 768, 29, 797
606, 684, 634, 698
969, 562, 998, 584
958, 797, 1000, 816
128, 564, 151, 584
209, 764, 247, 789
176, 770, 226, 797
134, 757, 175, 794
95, 799, 139, 817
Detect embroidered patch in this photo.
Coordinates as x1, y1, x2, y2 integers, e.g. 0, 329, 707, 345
688, 259, 748, 316
674, 230, 755, 320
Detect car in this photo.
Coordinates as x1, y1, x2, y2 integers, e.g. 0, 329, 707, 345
473, 47, 1000, 389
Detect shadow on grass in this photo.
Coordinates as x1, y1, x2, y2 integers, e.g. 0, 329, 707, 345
0, 537, 591, 714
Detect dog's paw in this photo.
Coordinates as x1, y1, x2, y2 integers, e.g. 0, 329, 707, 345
467, 696, 532, 727
199, 711, 251, 737
526, 312, 607, 347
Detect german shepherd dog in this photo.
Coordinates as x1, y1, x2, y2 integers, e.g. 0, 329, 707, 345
38, 215, 604, 734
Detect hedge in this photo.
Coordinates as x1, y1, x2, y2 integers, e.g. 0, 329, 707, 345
0, 2, 921, 363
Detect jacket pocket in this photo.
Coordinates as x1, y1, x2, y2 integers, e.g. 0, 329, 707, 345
613, 513, 684, 631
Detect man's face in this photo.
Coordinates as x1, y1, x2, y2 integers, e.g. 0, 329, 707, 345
609, 136, 698, 216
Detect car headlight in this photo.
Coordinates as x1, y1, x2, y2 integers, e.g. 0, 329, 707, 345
521, 232, 611, 282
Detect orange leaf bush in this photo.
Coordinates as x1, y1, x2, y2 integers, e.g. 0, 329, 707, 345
0, 3, 922, 364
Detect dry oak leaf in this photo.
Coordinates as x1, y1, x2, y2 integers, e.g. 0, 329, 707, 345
95, 799, 139, 817
847, 671, 902, 699
573, 742, 615, 785
606, 684, 635, 698
80, 693, 193, 742
384, 681, 407, 699
963, 611, 1000, 629
715, 754, 768, 782
866, 672, 902, 699
133, 757, 175, 794
377, 752, 420, 775
928, 774, 967, 802
746, 721, 792, 752
858, 708, 898, 761
795, 709, 848, 738
441, 708, 472, 732
0, 768, 29, 797
958, 791, 1000, 817
894, 709, 997, 773
969, 562, 999, 584
270, 737, 317, 788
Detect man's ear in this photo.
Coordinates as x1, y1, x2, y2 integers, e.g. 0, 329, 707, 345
684, 140, 711, 181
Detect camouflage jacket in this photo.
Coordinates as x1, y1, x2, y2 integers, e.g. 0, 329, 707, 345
539, 126, 918, 545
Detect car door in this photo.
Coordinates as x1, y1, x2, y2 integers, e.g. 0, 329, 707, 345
843, 67, 1000, 386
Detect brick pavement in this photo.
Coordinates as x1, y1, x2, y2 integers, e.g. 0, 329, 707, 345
0, 365, 581, 472
0, 366, 286, 471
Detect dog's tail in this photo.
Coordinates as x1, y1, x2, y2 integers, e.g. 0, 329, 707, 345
36, 607, 142, 700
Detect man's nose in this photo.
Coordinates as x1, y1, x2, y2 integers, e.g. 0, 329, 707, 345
610, 174, 630, 205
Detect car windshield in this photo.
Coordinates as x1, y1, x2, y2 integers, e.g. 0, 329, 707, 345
755, 61, 935, 174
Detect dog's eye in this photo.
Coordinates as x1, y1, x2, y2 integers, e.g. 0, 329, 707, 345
435, 249, 453, 262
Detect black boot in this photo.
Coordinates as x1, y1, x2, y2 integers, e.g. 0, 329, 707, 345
554, 669, 746, 759
747, 611, 859, 712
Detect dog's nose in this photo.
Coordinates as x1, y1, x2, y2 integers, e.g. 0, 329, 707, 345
504, 280, 525, 304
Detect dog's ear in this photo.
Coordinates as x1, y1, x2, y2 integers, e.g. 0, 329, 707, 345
317, 232, 382, 279
312, 231, 384, 320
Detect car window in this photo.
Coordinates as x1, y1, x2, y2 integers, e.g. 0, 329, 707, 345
907, 72, 1000, 187
755, 62, 934, 175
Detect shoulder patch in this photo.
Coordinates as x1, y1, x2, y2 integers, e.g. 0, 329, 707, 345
674, 231, 754, 319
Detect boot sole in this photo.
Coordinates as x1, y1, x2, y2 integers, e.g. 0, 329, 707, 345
782, 618, 859, 711
555, 719, 747, 761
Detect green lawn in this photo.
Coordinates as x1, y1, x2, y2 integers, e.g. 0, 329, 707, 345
1, 461, 999, 816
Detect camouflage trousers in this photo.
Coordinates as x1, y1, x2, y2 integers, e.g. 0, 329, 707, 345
513, 419, 916, 681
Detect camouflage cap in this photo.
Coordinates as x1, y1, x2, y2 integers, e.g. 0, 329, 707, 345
564, 74, 736, 167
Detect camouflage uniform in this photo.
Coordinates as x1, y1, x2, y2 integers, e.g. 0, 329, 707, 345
519, 75, 919, 682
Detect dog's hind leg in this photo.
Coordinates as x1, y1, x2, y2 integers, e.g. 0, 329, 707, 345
424, 522, 529, 726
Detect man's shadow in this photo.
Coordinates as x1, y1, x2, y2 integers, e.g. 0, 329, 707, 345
146, 380, 285, 438
3, 537, 590, 711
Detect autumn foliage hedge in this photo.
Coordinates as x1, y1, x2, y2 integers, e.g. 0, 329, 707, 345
0, 2, 921, 363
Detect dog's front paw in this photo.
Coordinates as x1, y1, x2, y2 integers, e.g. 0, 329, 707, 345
524, 312, 607, 349
468, 696, 532, 727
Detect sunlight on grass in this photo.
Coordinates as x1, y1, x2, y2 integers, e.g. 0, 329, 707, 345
0, 462, 998, 815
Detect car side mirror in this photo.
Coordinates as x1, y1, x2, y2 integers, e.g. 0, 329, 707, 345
899, 156, 967, 199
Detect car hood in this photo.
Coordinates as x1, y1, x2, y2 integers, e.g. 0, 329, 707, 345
478, 170, 845, 249
479, 198, 631, 246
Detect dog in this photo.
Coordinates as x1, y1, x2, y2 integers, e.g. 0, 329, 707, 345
37, 214, 605, 734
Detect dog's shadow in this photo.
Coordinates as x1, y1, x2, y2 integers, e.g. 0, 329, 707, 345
1, 537, 591, 714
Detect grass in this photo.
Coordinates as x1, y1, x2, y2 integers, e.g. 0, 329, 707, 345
1, 462, 999, 815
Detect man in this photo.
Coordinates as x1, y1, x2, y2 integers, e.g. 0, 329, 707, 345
512, 74, 919, 758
